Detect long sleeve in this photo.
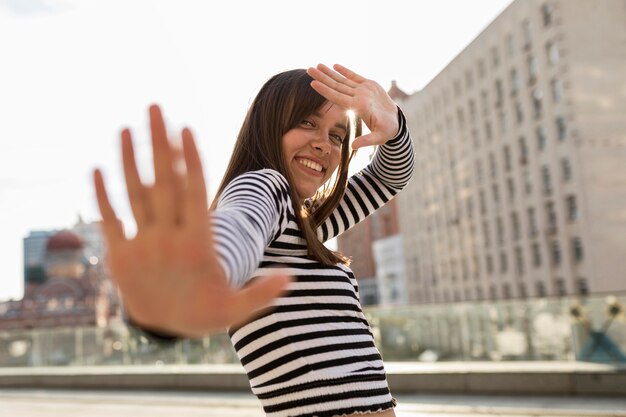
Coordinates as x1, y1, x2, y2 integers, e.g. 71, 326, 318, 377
318, 108, 414, 242
212, 169, 291, 288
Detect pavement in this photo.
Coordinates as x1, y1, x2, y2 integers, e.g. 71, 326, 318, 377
1, 389, 626, 417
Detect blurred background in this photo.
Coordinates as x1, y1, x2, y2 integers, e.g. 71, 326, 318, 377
1, 0, 625, 390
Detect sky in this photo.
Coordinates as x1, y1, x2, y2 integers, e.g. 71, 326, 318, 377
0, 0, 513, 301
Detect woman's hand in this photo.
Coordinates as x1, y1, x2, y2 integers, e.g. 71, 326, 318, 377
94, 105, 290, 337
307, 64, 399, 150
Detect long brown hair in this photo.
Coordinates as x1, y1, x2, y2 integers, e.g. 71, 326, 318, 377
210, 69, 359, 265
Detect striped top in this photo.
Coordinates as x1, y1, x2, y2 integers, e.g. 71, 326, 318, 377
212, 111, 413, 417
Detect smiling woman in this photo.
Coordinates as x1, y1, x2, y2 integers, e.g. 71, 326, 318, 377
94, 64, 414, 417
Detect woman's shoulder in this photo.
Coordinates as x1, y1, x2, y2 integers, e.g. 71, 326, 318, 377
229, 168, 289, 190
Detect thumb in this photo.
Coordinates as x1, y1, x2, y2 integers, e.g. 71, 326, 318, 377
351, 132, 381, 150
228, 274, 292, 323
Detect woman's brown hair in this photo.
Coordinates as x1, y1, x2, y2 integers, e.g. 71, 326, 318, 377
210, 69, 358, 265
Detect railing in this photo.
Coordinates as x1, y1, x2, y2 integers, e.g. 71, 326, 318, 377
1, 293, 624, 367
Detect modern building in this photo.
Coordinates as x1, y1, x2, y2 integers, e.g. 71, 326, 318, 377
394, 0, 626, 303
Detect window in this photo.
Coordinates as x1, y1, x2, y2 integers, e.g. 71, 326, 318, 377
502, 283, 512, 299
514, 102, 524, 124
506, 34, 515, 57
542, 165, 552, 194
551, 78, 564, 102
489, 153, 497, 178
515, 246, 524, 275
577, 278, 589, 295
483, 221, 491, 247
551, 240, 561, 266
478, 59, 486, 79
495, 79, 504, 107
510, 68, 521, 95
554, 278, 566, 296
496, 216, 505, 244
523, 20, 533, 48
532, 242, 542, 267
503, 145, 512, 172
561, 158, 572, 181
536, 126, 547, 150
566, 195, 578, 221
471, 128, 480, 147
527, 55, 538, 83
465, 69, 474, 89
457, 107, 465, 128
476, 159, 484, 183
507, 177, 516, 201
546, 41, 560, 65
476, 286, 484, 300
556, 117, 567, 140
481, 90, 489, 114
500, 251, 508, 273
468, 99, 477, 119
486, 254, 494, 275
518, 136, 528, 164
546, 201, 557, 231
454, 78, 462, 96
485, 121, 493, 140
572, 237, 584, 261
519, 283, 528, 298
542, 4, 554, 27
493, 184, 500, 205
479, 189, 487, 214
491, 46, 500, 67
536, 281, 546, 297
528, 208, 538, 236
511, 211, 521, 240
498, 112, 507, 134
532, 89, 543, 118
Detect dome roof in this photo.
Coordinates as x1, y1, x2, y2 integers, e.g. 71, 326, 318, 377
46, 230, 84, 251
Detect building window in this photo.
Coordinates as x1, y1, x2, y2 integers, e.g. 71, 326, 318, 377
524, 172, 533, 195
511, 211, 521, 240
457, 107, 465, 128
515, 246, 524, 275
476, 286, 484, 300
483, 221, 491, 247
490, 284, 498, 300
572, 237, 584, 262
551, 78, 564, 102
500, 251, 508, 273
532, 242, 542, 267
514, 102, 524, 124
502, 283, 512, 299
518, 136, 528, 165
478, 59, 486, 79
566, 194, 578, 221
510, 68, 521, 95
546, 201, 557, 231
493, 184, 500, 205
556, 116, 567, 140
506, 34, 515, 57
495, 79, 504, 107
551, 240, 561, 266
542, 165, 552, 194
561, 158, 572, 181
489, 153, 497, 178
485, 121, 493, 141
499, 111, 507, 134
468, 99, 477, 119
496, 216, 505, 244
523, 20, 533, 48
507, 177, 516, 201
503, 146, 512, 172
577, 278, 589, 295
454, 78, 462, 96
481, 90, 489, 114
486, 254, 494, 275
479, 189, 487, 214
527, 55, 538, 83
546, 41, 560, 65
465, 69, 474, 89
491, 46, 500, 68
536, 281, 546, 297
471, 128, 480, 147
476, 159, 484, 183
528, 207, 538, 236
542, 3, 554, 27
536, 126, 547, 151
554, 278, 566, 296
519, 283, 528, 298
532, 89, 543, 119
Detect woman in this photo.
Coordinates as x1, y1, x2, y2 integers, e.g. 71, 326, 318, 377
94, 64, 414, 417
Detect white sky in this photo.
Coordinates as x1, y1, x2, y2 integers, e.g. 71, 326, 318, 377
0, 0, 513, 301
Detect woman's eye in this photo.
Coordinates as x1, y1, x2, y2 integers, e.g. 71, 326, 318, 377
330, 134, 344, 145
301, 120, 314, 127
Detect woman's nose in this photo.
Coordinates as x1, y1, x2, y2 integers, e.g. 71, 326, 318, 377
312, 132, 331, 154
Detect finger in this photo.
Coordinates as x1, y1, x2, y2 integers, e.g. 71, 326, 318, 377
332, 64, 368, 84
93, 169, 125, 245
149, 104, 178, 224
227, 275, 292, 323
313, 64, 358, 90
121, 129, 151, 226
310, 80, 353, 109
351, 132, 380, 150
307, 66, 355, 97
181, 128, 209, 226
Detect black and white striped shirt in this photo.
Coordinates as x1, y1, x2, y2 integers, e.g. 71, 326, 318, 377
212, 111, 413, 417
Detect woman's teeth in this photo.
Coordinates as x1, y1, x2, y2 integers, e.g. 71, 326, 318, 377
298, 158, 323, 172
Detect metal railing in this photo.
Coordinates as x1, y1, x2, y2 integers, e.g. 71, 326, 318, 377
1, 293, 624, 367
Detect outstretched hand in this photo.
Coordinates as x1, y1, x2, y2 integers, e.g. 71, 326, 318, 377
94, 105, 290, 338
307, 64, 399, 150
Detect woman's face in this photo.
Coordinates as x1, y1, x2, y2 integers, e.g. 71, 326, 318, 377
282, 102, 347, 202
